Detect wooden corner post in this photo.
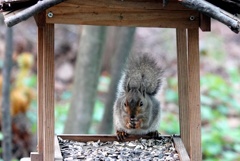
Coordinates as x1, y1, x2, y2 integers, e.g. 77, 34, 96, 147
32, 12, 55, 161
42, 22, 55, 161
176, 28, 201, 161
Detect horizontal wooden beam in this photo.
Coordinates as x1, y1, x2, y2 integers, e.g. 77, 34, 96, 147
46, 0, 199, 28
58, 134, 171, 142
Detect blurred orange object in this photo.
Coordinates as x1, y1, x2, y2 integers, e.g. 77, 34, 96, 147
0, 52, 34, 117
10, 86, 33, 116
0, 52, 35, 159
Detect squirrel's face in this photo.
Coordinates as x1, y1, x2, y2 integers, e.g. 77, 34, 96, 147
123, 88, 147, 129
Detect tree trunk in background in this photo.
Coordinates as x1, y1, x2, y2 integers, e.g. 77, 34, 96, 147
1, 27, 13, 161
64, 26, 106, 134
98, 27, 136, 134
100, 27, 118, 73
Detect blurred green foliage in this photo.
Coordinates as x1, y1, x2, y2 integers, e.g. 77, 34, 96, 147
201, 71, 240, 161
161, 69, 240, 160
55, 103, 69, 134
54, 97, 105, 134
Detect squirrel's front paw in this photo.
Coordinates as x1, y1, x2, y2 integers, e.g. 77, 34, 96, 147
147, 130, 160, 139
116, 130, 129, 141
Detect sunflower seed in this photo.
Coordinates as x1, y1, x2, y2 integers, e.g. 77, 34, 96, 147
58, 136, 180, 160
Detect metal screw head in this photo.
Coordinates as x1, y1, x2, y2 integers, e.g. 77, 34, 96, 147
189, 15, 195, 21
48, 12, 53, 18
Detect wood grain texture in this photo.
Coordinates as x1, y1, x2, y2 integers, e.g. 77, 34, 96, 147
34, 11, 46, 27
200, 13, 211, 31
176, 28, 202, 161
37, 23, 44, 155
43, 23, 55, 161
30, 152, 43, 161
187, 28, 201, 161
54, 135, 63, 161
58, 134, 171, 142
173, 137, 190, 161
46, 0, 199, 28
176, 28, 190, 153
35, 12, 46, 156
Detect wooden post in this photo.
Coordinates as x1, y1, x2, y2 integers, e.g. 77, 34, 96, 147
34, 12, 55, 161
200, 14, 211, 32
31, 12, 46, 161
187, 28, 201, 160
35, 12, 45, 156
176, 28, 201, 161
176, 28, 190, 152
37, 19, 44, 157
42, 23, 55, 161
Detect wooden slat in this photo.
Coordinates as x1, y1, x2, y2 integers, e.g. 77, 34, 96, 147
177, 28, 201, 161
173, 137, 190, 161
58, 134, 172, 142
46, 0, 199, 28
37, 22, 44, 158
200, 13, 211, 31
58, 0, 191, 10
30, 152, 42, 161
34, 12, 46, 157
187, 28, 201, 161
54, 136, 63, 161
43, 23, 55, 161
176, 28, 190, 154
34, 11, 46, 27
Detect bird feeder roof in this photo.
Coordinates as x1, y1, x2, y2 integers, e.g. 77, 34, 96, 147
0, 0, 64, 27
0, 0, 240, 33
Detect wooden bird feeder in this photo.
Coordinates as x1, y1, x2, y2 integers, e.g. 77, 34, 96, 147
1, 0, 213, 160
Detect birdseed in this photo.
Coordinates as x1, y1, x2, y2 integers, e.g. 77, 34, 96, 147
58, 136, 180, 161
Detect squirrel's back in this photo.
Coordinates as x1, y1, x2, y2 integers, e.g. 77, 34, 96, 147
122, 55, 163, 95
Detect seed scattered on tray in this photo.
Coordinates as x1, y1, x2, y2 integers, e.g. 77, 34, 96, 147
58, 136, 180, 161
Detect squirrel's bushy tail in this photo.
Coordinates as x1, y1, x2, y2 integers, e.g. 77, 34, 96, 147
123, 54, 163, 95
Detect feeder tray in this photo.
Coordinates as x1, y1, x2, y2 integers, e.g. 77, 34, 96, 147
0, 0, 211, 160
54, 135, 190, 161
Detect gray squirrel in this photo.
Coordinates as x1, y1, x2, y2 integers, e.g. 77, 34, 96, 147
113, 54, 163, 141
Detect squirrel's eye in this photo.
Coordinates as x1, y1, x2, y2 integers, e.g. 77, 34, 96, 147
139, 101, 143, 107
124, 102, 127, 106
